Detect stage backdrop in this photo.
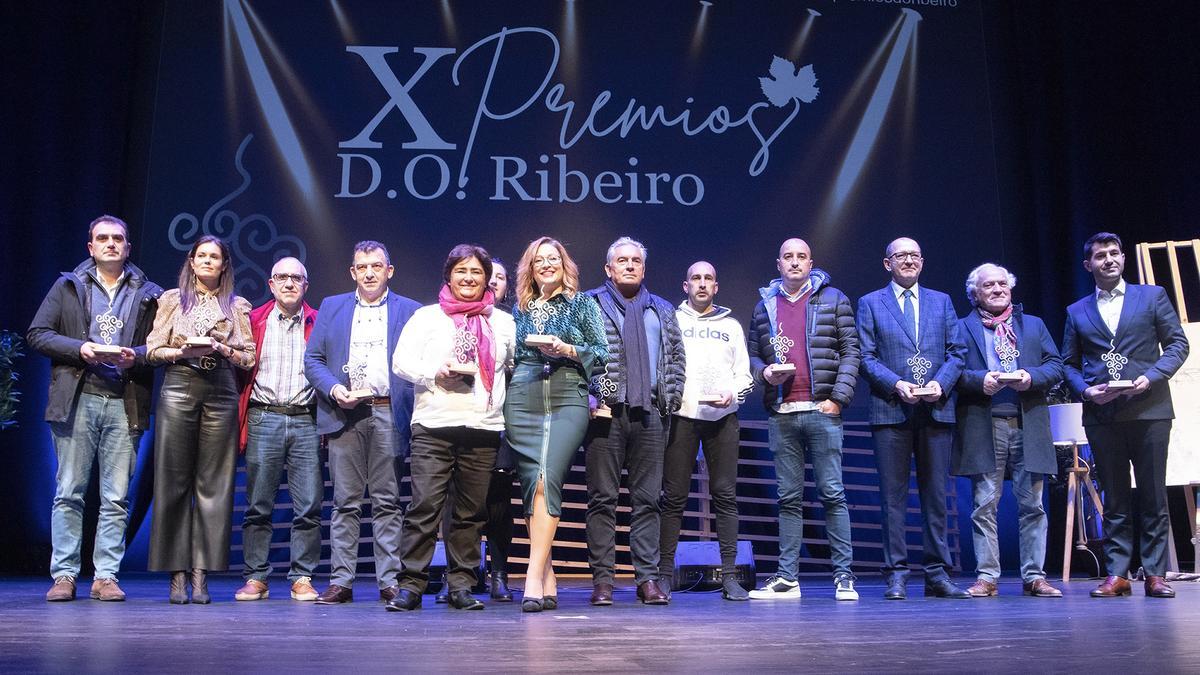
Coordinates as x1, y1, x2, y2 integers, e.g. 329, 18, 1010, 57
27, 0, 1013, 578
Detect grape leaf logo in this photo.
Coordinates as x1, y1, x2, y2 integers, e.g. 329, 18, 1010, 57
759, 56, 819, 107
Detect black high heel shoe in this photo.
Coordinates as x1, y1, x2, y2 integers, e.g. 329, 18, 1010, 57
190, 568, 210, 604
542, 595, 558, 610
521, 595, 544, 613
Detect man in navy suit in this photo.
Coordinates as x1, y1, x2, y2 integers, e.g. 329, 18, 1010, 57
1062, 232, 1188, 599
952, 263, 1063, 598
857, 237, 969, 599
304, 240, 420, 605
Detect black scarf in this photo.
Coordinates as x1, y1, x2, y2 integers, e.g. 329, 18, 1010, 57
603, 280, 653, 410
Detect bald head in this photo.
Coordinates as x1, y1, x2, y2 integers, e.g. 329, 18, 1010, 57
776, 238, 813, 293
883, 237, 923, 288
268, 256, 309, 314
683, 260, 719, 313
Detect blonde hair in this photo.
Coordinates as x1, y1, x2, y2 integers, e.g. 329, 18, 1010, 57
516, 236, 580, 312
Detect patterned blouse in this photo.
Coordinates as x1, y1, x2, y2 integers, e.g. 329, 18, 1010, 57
513, 292, 608, 375
146, 289, 256, 369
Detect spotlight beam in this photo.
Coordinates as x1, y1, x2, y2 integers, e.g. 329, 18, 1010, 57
828, 9, 921, 213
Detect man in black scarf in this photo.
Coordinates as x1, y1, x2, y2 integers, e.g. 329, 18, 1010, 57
584, 237, 686, 606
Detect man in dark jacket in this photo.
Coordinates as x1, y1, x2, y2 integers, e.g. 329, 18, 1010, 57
1062, 232, 1188, 599
952, 263, 1063, 598
585, 236, 685, 606
857, 237, 969, 599
746, 238, 860, 601
27, 215, 163, 602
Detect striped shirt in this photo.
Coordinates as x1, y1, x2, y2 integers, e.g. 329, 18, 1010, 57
250, 305, 315, 406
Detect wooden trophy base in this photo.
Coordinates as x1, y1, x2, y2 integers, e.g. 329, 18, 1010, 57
184, 336, 213, 347
525, 334, 554, 347
1106, 379, 1135, 390
347, 389, 375, 400
996, 372, 1023, 383
911, 386, 938, 397
92, 345, 123, 356
449, 363, 478, 375
698, 394, 725, 404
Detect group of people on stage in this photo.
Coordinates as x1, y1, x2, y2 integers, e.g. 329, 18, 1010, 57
29, 217, 1188, 609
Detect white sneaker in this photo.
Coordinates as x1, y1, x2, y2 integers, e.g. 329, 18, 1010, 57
834, 573, 859, 601
748, 575, 802, 599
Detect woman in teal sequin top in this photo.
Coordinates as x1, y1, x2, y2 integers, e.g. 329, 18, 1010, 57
504, 236, 607, 611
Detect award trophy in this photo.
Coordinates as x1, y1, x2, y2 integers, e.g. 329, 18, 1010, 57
591, 363, 618, 418
93, 309, 124, 356
1102, 339, 1134, 390
342, 358, 374, 399
449, 326, 478, 375
994, 336, 1023, 384
769, 327, 796, 375
524, 298, 558, 347
697, 364, 724, 404
908, 350, 937, 397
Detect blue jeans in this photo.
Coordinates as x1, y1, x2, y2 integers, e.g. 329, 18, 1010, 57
242, 408, 323, 582
768, 410, 853, 579
49, 393, 140, 579
970, 417, 1047, 583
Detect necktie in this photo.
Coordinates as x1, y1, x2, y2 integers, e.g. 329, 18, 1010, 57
902, 289, 916, 341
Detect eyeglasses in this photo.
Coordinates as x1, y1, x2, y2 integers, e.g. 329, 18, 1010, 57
271, 273, 307, 284
889, 252, 922, 262
533, 256, 562, 267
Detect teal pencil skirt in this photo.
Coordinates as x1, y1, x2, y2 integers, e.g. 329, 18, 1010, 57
503, 362, 591, 517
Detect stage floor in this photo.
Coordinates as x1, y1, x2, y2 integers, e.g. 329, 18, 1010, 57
1, 575, 1197, 673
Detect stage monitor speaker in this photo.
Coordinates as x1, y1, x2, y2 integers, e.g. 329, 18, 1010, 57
427, 541, 487, 594
673, 540, 755, 591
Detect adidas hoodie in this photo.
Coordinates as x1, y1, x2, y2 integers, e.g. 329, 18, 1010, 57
675, 301, 754, 421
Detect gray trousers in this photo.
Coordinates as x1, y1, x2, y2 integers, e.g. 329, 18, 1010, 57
970, 416, 1048, 583
326, 403, 402, 589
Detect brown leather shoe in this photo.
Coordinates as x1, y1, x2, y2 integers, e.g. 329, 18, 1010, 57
90, 578, 126, 601
234, 579, 269, 601
379, 585, 400, 602
291, 576, 318, 601
1144, 576, 1175, 598
590, 582, 613, 606
966, 579, 998, 597
1090, 575, 1132, 597
637, 580, 670, 605
1023, 578, 1062, 597
314, 584, 353, 605
46, 576, 76, 602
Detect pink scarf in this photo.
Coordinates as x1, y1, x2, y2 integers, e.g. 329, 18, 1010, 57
977, 304, 1016, 363
438, 284, 497, 405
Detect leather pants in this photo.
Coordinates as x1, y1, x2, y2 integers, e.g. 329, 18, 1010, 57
148, 364, 238, 571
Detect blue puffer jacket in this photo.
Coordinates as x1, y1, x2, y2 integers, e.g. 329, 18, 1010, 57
746, 269, 860, 410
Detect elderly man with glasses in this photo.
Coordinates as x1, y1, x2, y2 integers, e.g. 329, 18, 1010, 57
233, 257, 324, 602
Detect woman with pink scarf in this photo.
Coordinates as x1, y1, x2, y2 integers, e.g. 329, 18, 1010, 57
387, 244, 516, 612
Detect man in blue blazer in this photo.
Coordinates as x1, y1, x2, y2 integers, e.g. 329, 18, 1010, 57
304, 240, 420, 605
857, 237, 969, 599
1062, 232, 1188, 599
952, 263, 1063, 598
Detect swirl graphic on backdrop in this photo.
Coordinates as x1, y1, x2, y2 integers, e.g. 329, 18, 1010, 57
168, 134, 307, 304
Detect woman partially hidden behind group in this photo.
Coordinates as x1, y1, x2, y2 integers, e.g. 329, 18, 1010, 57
145, 236, 254, 603
503, 237, 608, 612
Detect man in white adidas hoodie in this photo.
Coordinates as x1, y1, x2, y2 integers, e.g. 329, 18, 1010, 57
658, 261, 754, 600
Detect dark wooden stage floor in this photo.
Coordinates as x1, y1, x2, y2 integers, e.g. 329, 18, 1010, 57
1, 575, 1197, 673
